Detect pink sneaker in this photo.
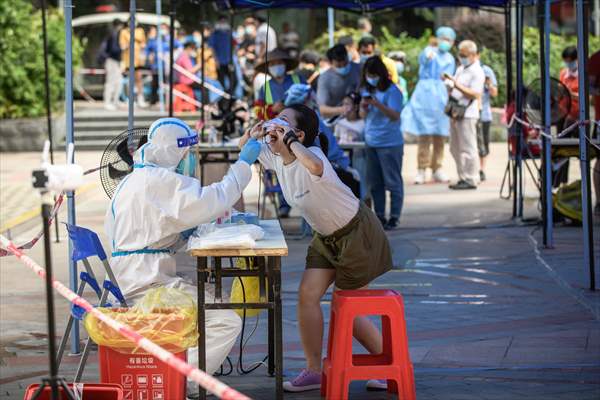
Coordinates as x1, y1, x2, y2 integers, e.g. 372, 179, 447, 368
283, 369, 322, 392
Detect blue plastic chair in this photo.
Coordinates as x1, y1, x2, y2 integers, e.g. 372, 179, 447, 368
261, 170, 283, 219
56, 224, 127, 382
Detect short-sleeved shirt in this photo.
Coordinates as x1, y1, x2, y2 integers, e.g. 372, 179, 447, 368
481, 64, 498, 122
364, 84, 404, 148
175, 51, 194, 85
319, 119, 350, 169
258, 145, 359, 236
559, 68, 580, 120
451, 61, 486, 119
316, 63, 361, 107
257, 74, 304, 104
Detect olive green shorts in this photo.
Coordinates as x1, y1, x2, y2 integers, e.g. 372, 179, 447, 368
306, 203, 393, 290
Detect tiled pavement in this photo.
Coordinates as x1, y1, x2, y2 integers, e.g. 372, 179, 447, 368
1, 144, 599, 399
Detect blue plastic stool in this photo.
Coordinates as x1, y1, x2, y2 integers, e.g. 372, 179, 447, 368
56, 224, 127, 382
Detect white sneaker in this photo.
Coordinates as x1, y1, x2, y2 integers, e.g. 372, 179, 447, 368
414, 169, 426, 184
103, 103, 117, 111
366, 379, 388, 391
432, 169, 450, 183
137, 94, 148, 108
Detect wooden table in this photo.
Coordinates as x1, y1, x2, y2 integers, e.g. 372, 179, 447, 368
188, 220, 288, 400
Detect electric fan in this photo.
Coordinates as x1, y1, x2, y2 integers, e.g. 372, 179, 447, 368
99, 128, 148, 198
524, 77, 571, 126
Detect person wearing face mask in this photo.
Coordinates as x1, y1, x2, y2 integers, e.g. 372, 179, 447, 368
357, 36, 398, 84
401, 26, 456, 185
444, 40, 486, 190
338, 35, 360, 63
388, 51, 409, 105
559, 46, 580, 129
119, 19, 148, 108
145, 23, 181, 105
254, 48, 305, 122
316, 44, 361, 119
208, 16, 234, 90
175, 40, 207, 102
296, 50, 322, 91
360, 56, 405, 230
106, 118, 261, 399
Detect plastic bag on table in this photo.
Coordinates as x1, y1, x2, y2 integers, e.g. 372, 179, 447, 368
230, 258, 266, 318
186, 223, 265, 250
84, 287, 198, 354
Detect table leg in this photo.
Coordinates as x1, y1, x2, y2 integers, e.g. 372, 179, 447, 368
197, 256, 207, 400
271, 256, 283, 399
267, 256, 275, 377
215, 257, 222, 302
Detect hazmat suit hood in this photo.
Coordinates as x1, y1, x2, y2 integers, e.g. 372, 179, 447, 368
134, 118, 197, 168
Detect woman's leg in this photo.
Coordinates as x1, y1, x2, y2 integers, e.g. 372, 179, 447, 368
298, 268, 336, 372
366, 147, 386, 220
334, 285, 383, 355
378, 145, 405, 221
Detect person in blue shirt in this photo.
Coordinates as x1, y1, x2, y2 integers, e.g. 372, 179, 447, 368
360, 56, 404, 230
208, 15, 234, 90
145, 23, 182, 105
401, 26, 456, 185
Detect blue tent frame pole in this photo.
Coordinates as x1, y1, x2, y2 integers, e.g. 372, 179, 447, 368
64, 0, 79, 355
539, 0, 553, 248
128, 0, 136, 151
514, 1, 524, 219
328, 7, 335, 48
157, 0, 165, 113
168, 0, 176, 117
575, 0, 596, 291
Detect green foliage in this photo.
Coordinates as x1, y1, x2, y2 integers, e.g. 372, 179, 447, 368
307, 26, 365, 55
307, 23, 600, 108
378, 27, 432, 93
0, 0, 83, 119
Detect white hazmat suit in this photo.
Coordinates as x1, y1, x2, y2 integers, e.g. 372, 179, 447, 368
105, 118, 253, 393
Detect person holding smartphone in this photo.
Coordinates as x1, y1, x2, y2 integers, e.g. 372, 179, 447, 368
359, 56, 405, 230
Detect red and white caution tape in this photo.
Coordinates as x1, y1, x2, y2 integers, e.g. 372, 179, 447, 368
0, 193, 64, 257
0, 234, 251, 400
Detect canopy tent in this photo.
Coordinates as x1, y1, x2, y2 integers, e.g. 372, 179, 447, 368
53, 0, 595, 357
212, 0, 511, 10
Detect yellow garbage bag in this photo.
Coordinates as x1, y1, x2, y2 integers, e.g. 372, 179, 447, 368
553, 180, 582, 222
84, 287, 198, 354
230, 258, 266, 318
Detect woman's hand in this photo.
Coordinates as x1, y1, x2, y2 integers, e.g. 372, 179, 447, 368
248, 121, 266, 139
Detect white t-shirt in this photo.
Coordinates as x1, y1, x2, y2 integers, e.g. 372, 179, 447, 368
451, 61, 486, 119
334, 118, 365, 144
258, 145, 359, 236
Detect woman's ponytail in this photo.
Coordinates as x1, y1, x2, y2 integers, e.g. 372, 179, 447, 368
318, 132, 329, 157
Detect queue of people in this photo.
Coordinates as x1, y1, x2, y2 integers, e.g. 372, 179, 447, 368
101, 16, 505, 227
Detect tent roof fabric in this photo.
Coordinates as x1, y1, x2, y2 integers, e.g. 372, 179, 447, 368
215, 0, 510, 10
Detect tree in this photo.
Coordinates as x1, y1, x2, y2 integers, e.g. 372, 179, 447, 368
0, 0, 82, 119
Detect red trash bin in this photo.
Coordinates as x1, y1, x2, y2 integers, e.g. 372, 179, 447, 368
99, 346, 187, 400
24, 383, 123, 399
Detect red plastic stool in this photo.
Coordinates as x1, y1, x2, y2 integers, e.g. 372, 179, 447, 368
321, 289, 416, 400
172, 83, 197, 112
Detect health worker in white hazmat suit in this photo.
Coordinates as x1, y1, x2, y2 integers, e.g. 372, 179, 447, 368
105, 117, 261, 396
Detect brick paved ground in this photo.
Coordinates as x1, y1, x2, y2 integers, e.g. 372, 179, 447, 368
1, 144, 599, 399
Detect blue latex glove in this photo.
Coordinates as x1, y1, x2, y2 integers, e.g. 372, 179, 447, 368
284, 83, 312, 106
239, 138, 261, 164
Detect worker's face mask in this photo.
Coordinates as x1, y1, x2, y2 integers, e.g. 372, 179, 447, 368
366, 75, 380, 87
176, 150, 197, 178
459, 56, 471, 67
438, 40, 452, 53
269, 64, 286, 78
395, 61, 405, 75
334, 63, 351, 76
564, 60, 577, 72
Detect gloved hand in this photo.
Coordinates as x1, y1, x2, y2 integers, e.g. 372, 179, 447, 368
284, 83, 312, 106
239, 138, 261, 165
